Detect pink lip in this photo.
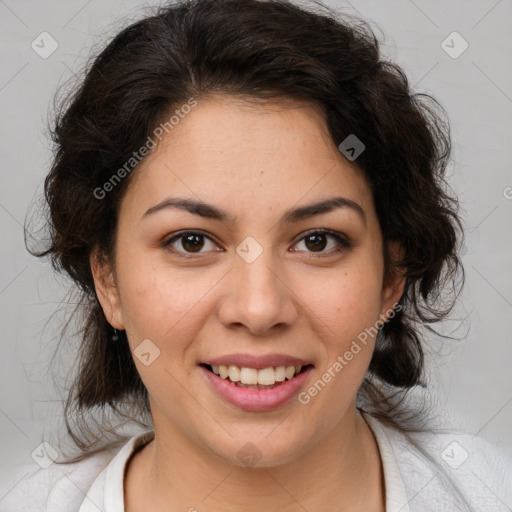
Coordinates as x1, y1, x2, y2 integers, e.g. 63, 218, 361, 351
200, 365, 314, 412
201, 353, 313, 370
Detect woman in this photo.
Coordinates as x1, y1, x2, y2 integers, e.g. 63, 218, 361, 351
2, 0, 510, 510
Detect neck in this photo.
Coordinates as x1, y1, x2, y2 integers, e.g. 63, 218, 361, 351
125, 407, 385, 512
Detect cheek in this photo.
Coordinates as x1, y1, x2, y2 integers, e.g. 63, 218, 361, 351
302, 264, 384, 342
294, 270, 383, 417
115, 257, 220, 401
115, 250, 219, 348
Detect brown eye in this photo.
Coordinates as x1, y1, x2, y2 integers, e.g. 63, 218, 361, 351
181, 233, 205, 252
164, 231, 220, 256
292, 230, 351, 255
304, 233, 328, 252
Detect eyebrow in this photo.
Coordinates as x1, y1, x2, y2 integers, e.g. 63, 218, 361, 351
142, 196, 366, 225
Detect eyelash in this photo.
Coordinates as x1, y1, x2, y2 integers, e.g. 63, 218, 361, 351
162, 229, 352, 259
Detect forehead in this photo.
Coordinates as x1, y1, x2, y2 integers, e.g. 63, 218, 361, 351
120, 94, 374, 223
157, 94, 335, 161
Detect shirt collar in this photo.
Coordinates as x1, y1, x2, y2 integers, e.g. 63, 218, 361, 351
79, 415, 410, 512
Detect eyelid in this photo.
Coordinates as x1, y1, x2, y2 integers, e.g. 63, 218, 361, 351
293, 228, 351, 246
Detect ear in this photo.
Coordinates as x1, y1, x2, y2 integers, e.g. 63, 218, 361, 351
90, 246, 125, 330
380, 240, 406, 319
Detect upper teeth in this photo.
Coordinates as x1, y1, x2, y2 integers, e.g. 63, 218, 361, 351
211, 365, 302, 385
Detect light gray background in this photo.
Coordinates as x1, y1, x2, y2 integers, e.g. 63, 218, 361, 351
0, 0, 511, 490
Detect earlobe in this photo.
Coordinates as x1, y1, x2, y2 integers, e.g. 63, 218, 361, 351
89, 247, 124, 330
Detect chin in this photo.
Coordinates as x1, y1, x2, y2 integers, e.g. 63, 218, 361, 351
202, 428, 312, 469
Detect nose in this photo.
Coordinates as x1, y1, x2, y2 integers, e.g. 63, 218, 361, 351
217, 244, 299, 336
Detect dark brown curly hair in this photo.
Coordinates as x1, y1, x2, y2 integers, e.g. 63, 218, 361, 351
27, 0, 468, 502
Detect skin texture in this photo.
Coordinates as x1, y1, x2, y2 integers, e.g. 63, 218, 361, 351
91, 94, 405, 511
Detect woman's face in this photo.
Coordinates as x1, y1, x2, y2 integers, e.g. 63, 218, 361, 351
92, 94, 403, 466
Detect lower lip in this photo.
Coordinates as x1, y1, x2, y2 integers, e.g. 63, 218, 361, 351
200, 365, 314, 412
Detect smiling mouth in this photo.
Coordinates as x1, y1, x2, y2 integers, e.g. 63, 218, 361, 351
200, 363, 314, 389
